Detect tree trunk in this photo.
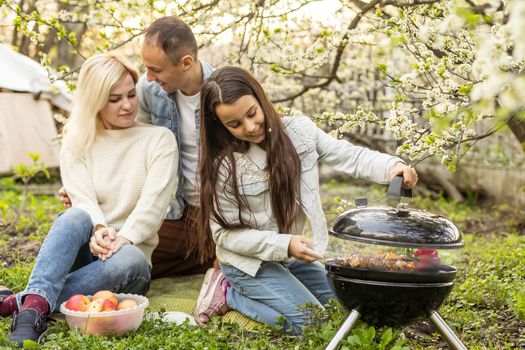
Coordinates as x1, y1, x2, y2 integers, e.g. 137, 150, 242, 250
506, 115, 525, 152
417, 165, 465, 203
39, 1, 88, 68
12, 0, 37, 57
11, 0, 24, 47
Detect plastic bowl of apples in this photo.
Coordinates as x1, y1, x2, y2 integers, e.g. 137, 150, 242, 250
59, 290, 149, 336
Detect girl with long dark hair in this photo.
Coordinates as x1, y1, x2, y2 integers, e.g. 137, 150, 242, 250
196, 66, 418, 334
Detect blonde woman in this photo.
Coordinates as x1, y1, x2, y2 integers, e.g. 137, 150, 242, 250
1, 52, 178, 346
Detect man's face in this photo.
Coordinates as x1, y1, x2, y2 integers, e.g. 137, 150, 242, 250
141, 42, 186, 93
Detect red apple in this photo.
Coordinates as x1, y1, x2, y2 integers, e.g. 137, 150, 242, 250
100, 298, 117, 311
117, 298, 138, 310
65, 294, 90, 312
92, 290, 118, 307
88, 298, 117, 312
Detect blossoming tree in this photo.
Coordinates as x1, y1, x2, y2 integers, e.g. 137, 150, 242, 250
1, 0, 523, 171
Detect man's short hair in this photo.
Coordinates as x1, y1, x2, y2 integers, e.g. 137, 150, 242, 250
144, 16, 198, 65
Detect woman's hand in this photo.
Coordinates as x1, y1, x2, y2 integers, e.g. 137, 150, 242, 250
110, 236, 132, 254
388, 162, 418, 189
288, 235, 323, 263
57, 187, 72, 208
89, 226, 116, 261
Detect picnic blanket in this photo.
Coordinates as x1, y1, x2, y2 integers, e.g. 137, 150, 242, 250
147, 275, 261, 330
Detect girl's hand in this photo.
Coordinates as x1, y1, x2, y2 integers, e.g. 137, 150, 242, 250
89, 226, 116, 261
288, 235, 323, 263
388, 162, 418, 189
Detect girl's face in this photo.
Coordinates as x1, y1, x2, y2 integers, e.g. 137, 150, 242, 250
99, 73, 137, 130
215, 95, 266, 144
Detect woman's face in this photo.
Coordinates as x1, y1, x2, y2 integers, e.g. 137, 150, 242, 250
99, 73, 137, 130
215, 95, 266, 144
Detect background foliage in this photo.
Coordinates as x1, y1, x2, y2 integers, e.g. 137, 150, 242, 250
1, 1, 524, 348
1, 0, 524, 169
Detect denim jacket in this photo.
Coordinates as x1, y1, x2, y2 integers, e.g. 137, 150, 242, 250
210, 116, 404, 277
136, 61, 214, 220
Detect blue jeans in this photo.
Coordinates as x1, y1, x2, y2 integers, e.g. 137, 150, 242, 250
222, 259, 334, 334
16, 208, 151, 312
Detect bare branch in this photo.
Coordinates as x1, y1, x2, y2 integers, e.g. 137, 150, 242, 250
192, 0, 220, 12
464, 0, 504, 14
382, 0, 441, 7
463, 0, 506, 25
274, 0, 383, 103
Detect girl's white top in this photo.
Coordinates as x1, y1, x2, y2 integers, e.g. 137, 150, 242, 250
211, 116, 403, 277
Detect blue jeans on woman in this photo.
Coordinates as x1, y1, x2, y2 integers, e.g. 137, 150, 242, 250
15, 207, 151, 313
222, 259, 334, 334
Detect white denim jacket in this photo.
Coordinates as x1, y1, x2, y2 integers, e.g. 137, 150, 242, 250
211, 116, 403, 277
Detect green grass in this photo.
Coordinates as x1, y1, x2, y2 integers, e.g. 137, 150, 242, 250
0, 180, 523, 349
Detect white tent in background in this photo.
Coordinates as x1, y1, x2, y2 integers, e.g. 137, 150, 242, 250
0, 44, 72, 174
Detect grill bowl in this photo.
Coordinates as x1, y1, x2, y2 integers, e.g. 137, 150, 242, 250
327, 273, 454, 326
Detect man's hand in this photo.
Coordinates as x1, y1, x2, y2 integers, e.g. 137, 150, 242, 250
288, 235, 323, 263
89, 227, 116, 261
388, 162, 418, 189
57, 187, 72, 208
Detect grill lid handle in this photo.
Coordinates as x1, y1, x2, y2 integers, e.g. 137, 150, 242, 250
387, 175, 413, 203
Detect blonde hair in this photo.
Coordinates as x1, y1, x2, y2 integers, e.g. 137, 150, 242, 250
62, 52, 139, 158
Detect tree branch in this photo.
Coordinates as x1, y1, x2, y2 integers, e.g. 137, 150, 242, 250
274, 0, 382, 103
273, 0, 446, 103
382, 0, 441, 7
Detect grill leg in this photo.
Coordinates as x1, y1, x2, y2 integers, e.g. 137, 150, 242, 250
428, 310, 467, 350
325, 308, 361, 350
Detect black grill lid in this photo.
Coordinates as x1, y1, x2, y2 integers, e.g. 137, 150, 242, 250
329, 176, 464, 249
330, 207, 463, 248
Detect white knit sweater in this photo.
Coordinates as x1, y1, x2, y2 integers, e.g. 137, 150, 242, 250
60, 124, 178, 265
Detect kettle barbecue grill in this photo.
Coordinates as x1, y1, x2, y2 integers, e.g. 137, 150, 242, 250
324, 176, 467, 350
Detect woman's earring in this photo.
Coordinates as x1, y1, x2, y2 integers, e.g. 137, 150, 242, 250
267, 128, 272, 134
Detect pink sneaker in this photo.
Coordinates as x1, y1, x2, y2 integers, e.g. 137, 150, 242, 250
193, 268, 230, 325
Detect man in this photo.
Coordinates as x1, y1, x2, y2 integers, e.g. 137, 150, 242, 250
59, 16, 229, 324
136, 16, 215, 277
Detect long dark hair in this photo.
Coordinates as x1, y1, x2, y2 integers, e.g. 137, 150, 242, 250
196, 66, 301, 260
